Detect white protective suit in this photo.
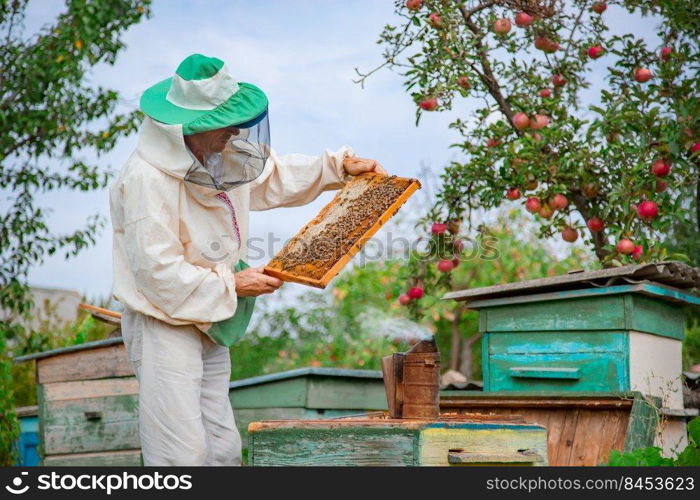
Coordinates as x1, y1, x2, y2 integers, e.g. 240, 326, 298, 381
110, 117, 353, 465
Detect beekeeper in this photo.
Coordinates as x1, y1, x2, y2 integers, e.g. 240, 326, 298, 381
110, 54, 386, 466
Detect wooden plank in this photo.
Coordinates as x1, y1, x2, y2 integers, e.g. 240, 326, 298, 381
488, 352, 627, 392
553, 408, 579, 465
597, 409, 628, 464
441, 396, 634, 409
484, 296, 626, 332
38, 343, 133, 384
43, 377, 138, 402
43, 449, 142, 467
305, 377, 387, 410
250, 425, 417, 466
540, 409, 565, 465
43, 394, 139, 455
488, 331, 627, 354
15, 337, 125, 363
580, 409, 607, 465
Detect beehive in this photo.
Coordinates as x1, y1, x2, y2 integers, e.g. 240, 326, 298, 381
265, 173, 420, 288
15, 338, 142, 466
248, 414, 548, 466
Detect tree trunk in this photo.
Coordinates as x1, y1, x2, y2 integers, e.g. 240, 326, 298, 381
459, 332, 483, 381
449, 304, 465, 371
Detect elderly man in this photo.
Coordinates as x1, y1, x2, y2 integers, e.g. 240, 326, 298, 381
110, 54, 386, 466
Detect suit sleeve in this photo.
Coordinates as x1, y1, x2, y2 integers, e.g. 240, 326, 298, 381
249, 146, 354, 211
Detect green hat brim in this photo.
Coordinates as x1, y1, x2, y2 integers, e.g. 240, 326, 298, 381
140, 79, 268, 135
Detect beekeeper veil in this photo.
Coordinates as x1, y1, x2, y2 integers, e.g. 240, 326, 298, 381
184, 109, 270, 191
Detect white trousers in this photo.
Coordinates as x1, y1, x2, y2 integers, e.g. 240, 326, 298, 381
121, 308, 241, 466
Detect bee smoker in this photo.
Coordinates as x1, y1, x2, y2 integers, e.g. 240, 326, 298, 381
381, 337, 440, 419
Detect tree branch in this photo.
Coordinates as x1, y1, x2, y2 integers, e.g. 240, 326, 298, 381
458, 5, 519, 131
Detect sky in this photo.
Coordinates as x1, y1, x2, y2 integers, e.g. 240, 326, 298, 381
10, 0, 660, 304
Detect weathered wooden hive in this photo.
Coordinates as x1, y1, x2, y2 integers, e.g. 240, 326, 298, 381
248, 415, 548, 466
15, 338, 141, 466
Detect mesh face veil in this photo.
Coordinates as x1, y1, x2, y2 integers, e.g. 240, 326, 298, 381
184, 109, 270, 191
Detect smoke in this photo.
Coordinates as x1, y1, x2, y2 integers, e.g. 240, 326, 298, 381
356, 307, 433, 343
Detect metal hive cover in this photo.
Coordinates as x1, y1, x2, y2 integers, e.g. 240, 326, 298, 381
443, 261, 700, 302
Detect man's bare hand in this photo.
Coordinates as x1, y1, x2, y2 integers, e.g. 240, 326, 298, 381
235, 267, 283, 297
342, 156, 388, 176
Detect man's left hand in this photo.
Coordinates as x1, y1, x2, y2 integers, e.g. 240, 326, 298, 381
343, 156, 388, 176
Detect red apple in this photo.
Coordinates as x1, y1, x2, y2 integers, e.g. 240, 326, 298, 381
419, 97, 438, 111
405, 0, 421, 11
651, 158, 670, 177
408, 286, 424, 299
634, 68, 653, 83
451, 257, 460, 268
637, 200, 659, 221
587, 216, 605, 232
525, 197, 541, 214
592, 2, 607, 14
655, 180, 667, 193
540, 88, 552, 98
545, 40, 559, 53
690, 142, 700, 154
538, 204, 554, 219
398, 294, 411, 305
486, 137, 500, 148
632, 245, 644, 261
534, 36, 549, 51
562, 226, 579, 243
551, 193, 568, 210
506, 188, 521, 200
431, 222, 447, 235
437, 259, 454, 273
515, 12, 534, 28
660, 47, 672, 61
588, 45, 604, 59
530, 114, 549, 130
457, 76, 470, 89
513, 112, 531, 130
552, 74, 567, 87
617, 238, 635, 255
493, 18, 512, 35
428, 12, 441, 27
532, 133, 543, 141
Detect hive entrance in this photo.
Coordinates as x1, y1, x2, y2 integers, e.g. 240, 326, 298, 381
264, 173, 420, 288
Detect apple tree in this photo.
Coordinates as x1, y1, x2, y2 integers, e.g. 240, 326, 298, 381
358, 0, 699, 317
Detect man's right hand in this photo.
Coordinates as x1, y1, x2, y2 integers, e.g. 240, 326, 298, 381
234, 267, 283, 296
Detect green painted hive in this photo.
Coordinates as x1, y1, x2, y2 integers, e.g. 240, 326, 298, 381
445, 273, 700, 414
229, 367, 388, 443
